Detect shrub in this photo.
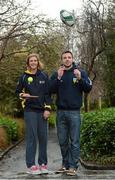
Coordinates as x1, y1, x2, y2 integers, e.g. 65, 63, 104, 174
80, 108, 115, 165
16, 118, 25, 139
0, 114, 19, 144
48, 112, 56, 127
0, 127, 9, 150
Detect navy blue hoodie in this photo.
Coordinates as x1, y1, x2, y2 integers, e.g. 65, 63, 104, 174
16, 69, 52, 112
49, 64, 92, 110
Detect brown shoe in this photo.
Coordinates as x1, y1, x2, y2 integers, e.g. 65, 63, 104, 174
56, 166, 67, 173
66, 168, 77, 176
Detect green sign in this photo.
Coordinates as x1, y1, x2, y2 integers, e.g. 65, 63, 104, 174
60, 10, 75, 27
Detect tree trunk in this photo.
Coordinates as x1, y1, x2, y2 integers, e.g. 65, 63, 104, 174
98, 96, 102, 110
84, 93, 90, 112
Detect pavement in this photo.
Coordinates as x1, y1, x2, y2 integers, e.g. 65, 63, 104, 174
0, 127, 115, 179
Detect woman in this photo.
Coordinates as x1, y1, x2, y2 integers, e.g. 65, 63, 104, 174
16, 53, 52, 175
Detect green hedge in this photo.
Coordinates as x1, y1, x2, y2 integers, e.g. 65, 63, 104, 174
48, 112, 56, 127
0, 114, 19, 144
80, 108, 115, 165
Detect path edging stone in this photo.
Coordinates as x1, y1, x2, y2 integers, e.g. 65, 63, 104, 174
80, 158, 115, 170
0, 138, 24, 161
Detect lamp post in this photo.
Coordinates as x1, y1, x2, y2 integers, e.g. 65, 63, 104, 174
60, 9, 79, 64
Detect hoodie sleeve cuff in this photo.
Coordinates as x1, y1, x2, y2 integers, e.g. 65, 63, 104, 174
44, 105, 52, 111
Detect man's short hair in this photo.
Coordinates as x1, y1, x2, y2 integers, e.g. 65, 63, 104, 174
61, 50, 73, 60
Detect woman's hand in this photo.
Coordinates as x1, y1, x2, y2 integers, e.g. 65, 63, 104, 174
19, 93, 31, 98
43, 110, 51, 120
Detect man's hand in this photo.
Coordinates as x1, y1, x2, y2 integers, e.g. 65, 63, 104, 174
73, 69, 81, 80
57, 66, 65, 80
43, 110, 51, 120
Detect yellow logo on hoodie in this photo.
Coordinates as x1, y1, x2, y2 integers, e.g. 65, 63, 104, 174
73, 77, 77, 83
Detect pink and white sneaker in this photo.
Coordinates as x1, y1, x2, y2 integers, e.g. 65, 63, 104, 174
27, 165, 41, 175
40, 164, 48, 174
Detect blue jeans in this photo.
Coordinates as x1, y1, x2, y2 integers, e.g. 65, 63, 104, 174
56, 110, 81, 169
24, 111, 48, 168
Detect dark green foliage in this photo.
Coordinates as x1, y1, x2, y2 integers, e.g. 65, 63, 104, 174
105, 39, 115, 106
81, 108, 115, 165
104, 1, 115, 106
104, 25, 115, 106
0, 114, 19, 143
48, 112, 56, 127
0, 56, 26, 116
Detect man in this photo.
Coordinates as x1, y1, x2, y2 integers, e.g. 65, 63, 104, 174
49, 51, 92, 176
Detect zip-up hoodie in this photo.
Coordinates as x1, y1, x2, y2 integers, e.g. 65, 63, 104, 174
49, 63, 92, 110
16, 69, 52, 112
